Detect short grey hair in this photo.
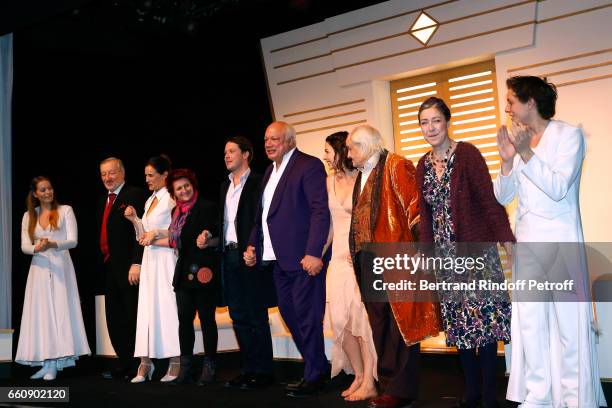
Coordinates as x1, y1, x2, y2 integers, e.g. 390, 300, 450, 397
274, 121, 296, 145
100, 157, 125, 172
349, 125, 385, 157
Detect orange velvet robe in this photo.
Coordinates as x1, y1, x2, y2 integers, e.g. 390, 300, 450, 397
350, 150, 441, 345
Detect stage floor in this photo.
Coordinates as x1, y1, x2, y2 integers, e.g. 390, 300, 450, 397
1, 353, 610, 407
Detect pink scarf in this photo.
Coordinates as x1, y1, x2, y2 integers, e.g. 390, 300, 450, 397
169, 191, 198, 249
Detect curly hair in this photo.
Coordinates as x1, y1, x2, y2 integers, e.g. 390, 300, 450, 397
506, 76, 558, 120
166, 168, 198, 199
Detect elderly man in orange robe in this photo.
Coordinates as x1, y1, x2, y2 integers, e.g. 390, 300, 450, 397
347, 124, 441, 408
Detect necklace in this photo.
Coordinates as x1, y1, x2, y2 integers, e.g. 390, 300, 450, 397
431, 143, 453, 167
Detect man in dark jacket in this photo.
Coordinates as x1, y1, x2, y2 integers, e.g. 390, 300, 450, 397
204, 136, 276, 390
97, 157, 146, 379
244, 122, 331, 398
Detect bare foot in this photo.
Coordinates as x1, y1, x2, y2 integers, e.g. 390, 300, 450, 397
344, 384, 378, 401
341, 376, 363, 397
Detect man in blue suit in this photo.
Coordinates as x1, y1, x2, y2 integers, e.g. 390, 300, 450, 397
244, 121, 331, 398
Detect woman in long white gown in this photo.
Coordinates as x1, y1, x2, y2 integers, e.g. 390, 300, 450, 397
322, 132, 378, 402
124, 155, 180, 383
16, 176, 90, 380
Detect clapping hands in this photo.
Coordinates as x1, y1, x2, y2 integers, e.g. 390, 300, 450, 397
496, 125, 516, 163
497, 122, 534, 173
34, 238, 51, 253
509, 121, 534, 156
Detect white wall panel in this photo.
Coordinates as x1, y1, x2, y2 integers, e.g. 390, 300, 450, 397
426, 0, 519, 21
537, 0, 611, 20
334, 25, 534, 87
430, 2, 534, 44
323, 0, 437, 34
269, 41, 331, 69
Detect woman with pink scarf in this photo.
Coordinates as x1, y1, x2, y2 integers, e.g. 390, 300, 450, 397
141, 168, 220, 385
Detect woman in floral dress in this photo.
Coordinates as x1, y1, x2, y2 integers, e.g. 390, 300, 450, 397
416, 97, 515, 408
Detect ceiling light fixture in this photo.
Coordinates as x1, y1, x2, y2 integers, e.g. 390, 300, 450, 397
410, 11, 439, 46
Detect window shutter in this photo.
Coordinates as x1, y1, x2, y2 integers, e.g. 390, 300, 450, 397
391, 61, 502, 175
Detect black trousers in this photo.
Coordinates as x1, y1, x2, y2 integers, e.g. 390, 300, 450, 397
365, 300, 420, 399
458, 342, 498, 404
175, 287, 217, 358
224, 250, 274, 374
104, 263, 138, 372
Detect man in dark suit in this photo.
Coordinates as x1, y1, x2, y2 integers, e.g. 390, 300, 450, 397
244, 122, 330, 398
98, 157, 146, 379
202, 136, 276, 390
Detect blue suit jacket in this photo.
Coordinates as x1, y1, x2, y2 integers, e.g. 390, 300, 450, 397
249, 149, 330, 271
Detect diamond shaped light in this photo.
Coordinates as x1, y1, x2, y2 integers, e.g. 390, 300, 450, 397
410, 11, 439, 46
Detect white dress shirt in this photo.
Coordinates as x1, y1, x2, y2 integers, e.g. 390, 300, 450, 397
108, 182, 125, 198
261, 147, 296, 261
224, 168, 250, 245
358, 152, 381, 194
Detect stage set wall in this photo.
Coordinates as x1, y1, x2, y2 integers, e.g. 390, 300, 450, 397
259, 0, 612, 378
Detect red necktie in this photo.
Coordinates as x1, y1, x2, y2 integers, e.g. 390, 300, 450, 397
100, 193, 117, 262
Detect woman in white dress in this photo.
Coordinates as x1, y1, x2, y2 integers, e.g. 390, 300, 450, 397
16, 176, 90, 380
494, 76, 607, 408
322, 131, 378, 401
124, 155, 180, 383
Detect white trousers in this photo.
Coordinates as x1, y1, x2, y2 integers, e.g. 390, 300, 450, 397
516, 301, 579, 408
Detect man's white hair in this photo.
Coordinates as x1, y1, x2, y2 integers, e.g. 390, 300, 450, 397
349, 124, 385, 158
272, 121, 296, 145
100, 157, 125, 172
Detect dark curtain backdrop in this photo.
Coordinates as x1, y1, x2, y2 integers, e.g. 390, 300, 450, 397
9, 0, 382, 354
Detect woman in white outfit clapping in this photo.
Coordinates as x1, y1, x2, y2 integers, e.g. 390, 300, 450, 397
16, 176, 90, 380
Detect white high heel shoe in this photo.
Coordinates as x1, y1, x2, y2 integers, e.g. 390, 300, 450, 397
160, 360, 181, 383
43, 360, 57, 381
30, 361, 49, 379
131, 362, 155, 383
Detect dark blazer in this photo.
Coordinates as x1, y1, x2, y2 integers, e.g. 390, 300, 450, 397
97, 184, 147, 289
416, 141, 515, 244
219, 171, 262, 256
172, 197, 220, 291
248, 149, 330, 271
219, 171, 276, 307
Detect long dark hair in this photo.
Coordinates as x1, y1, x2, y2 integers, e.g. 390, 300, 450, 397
326, 131, 355, 173
26, 176, 60, 244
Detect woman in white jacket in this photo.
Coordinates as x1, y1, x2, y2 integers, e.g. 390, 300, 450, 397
494, 76, 606, 408
16, 176, 90, 380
